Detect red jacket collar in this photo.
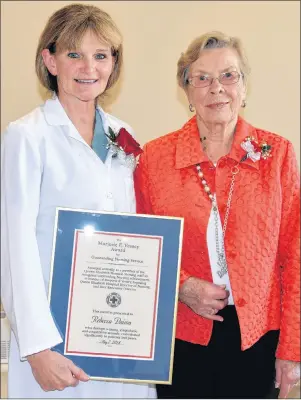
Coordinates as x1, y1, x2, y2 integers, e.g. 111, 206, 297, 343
175, 115, 259, 170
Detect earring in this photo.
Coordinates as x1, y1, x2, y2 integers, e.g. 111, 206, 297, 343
189, 104, 195, 112
241, 100, 247, 108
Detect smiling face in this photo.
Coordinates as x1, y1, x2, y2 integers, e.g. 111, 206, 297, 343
42, 29, 114, 105
186, 47, 246, 127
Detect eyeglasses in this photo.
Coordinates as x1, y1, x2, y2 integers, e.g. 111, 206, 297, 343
188, 71, 242, 88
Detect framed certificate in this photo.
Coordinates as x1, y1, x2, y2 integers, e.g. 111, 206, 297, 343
48, 208, 183, 384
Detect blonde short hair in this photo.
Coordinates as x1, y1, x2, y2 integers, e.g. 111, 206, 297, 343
177, 31, 250, 89
35, 3, 123, 96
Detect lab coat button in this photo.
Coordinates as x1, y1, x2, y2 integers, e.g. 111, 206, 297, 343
106, 192, 113, 199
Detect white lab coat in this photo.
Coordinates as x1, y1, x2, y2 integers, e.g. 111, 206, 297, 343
1, 96, 157, 398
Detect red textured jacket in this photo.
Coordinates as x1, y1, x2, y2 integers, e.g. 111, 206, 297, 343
134, 116, 300, 362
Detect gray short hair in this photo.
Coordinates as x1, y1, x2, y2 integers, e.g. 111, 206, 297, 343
178, 31, 250, 89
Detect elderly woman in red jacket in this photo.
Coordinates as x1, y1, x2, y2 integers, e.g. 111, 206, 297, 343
135, 31, 300, 399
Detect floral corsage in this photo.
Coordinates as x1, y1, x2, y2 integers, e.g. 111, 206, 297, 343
106, 126, 143, 169
240, 136, 272, 162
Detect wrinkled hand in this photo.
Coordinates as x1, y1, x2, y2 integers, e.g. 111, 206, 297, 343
179, 277, 229, 321
27, 349, 89, 392
275, 359, 300, 399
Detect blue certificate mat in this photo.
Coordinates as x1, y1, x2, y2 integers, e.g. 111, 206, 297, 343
49, 208, 183, 384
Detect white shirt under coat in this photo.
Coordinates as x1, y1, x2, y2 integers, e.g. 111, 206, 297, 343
1, 96, 156, 398
207, 204, 234, 305
206, 163, 234, 304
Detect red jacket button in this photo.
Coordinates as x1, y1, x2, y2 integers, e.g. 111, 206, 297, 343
236, 298, 246, 307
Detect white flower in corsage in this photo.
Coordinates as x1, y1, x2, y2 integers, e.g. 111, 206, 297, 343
240, 136, 272, 162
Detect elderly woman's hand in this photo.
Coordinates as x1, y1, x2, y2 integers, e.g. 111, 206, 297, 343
179, 276, 229, 321
276, 359, 300, 399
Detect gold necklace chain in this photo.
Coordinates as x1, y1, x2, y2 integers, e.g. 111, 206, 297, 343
196, 163, 239, 278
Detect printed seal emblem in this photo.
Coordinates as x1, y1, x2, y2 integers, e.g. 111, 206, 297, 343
106, 292, 121, 308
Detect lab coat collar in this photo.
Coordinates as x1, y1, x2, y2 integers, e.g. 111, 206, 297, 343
43, 95, 115, 146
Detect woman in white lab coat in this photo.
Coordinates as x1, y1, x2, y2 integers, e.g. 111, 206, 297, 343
1, 3, 156, 399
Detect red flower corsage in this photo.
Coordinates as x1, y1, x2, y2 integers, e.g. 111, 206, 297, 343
106, 127, 143, 157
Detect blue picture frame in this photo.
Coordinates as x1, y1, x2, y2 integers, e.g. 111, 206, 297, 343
48, 208, 183, 384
